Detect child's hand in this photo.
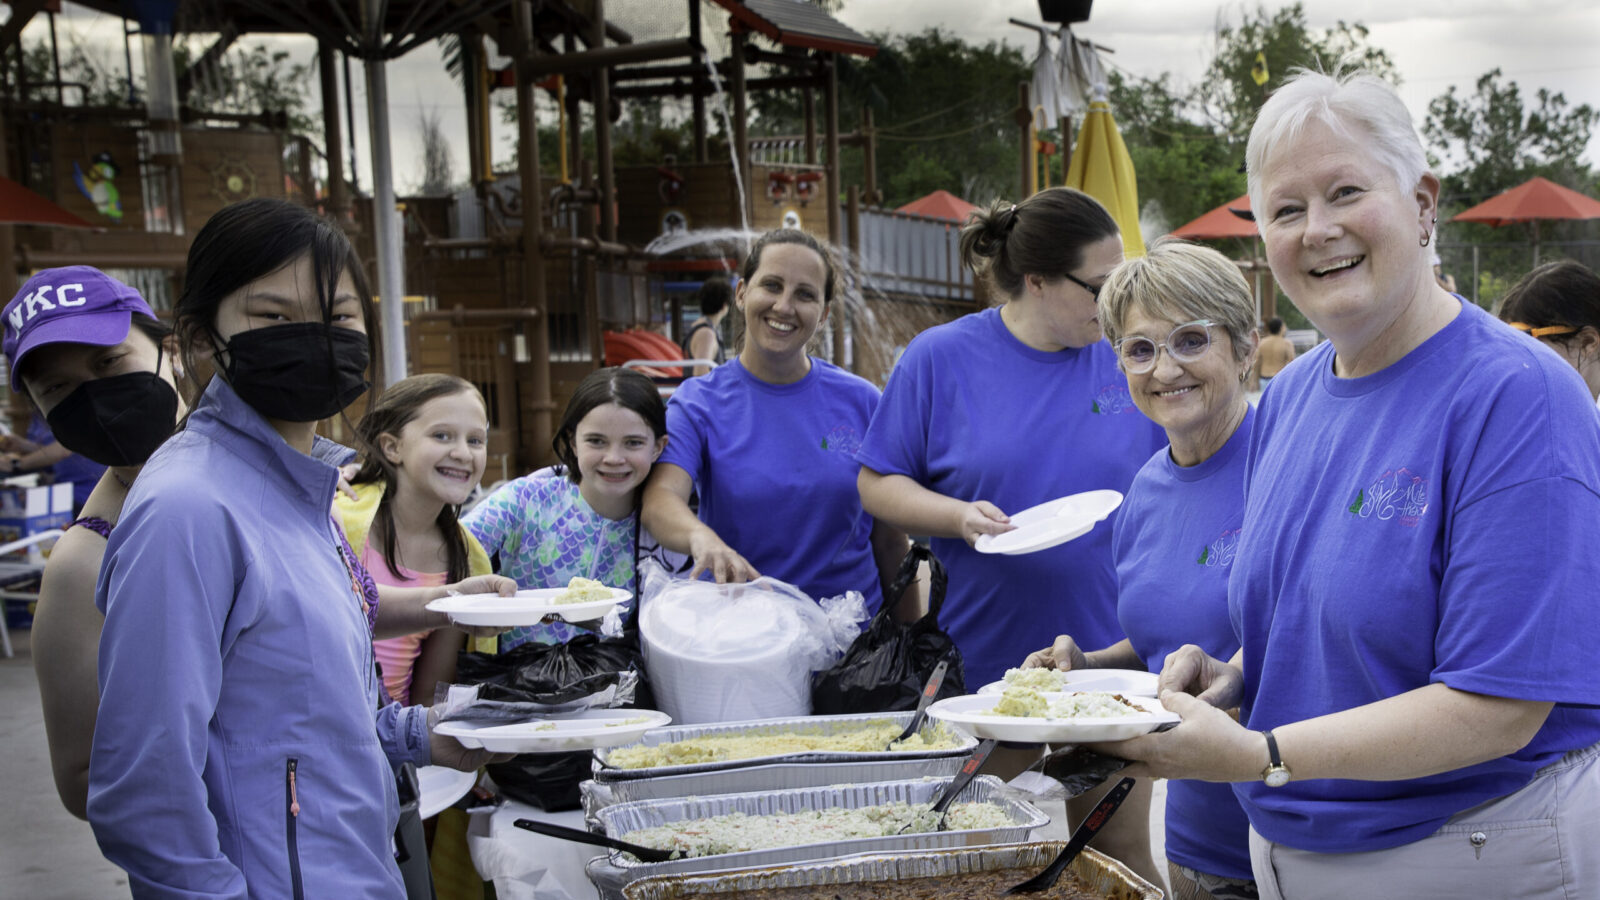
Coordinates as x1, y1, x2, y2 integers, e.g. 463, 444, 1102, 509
337, 463, 361, 500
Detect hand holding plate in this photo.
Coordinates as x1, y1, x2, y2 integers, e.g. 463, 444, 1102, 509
956, 500, 1012, 547
1022, 634, 1089, 672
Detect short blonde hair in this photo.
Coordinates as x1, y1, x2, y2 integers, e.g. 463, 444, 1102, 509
1099, 238, 1257, 363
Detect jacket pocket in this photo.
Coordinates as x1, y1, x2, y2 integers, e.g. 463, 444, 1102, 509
285, 757, 305, 900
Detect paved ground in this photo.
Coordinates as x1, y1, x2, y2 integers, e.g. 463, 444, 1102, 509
0, 628, 129, 898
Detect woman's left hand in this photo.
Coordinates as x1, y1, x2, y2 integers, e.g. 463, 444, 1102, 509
426, 708, 514, 771
1085, 690, 1261, 782
337, 462, 361, 500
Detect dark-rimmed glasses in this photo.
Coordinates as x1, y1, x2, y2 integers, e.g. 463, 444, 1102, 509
1115, 320, 1216, 374
1062, 271, 1102, 298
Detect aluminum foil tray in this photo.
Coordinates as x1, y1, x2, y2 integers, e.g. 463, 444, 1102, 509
592, 711, 977, 781
583, 756, 969, 814
587, 774, 1048, 885
614, 843, 1161, 900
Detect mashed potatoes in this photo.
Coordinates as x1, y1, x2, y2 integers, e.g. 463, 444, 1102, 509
1001, 666, 1071, 692
553, 576, 613, 604
606, 721, 964, 770
619, 801, 1015, 858
989, 687, 1142, 719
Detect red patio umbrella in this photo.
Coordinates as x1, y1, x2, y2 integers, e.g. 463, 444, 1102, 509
1171, 194, 1257, 240
1451, 176, 1600, 264
896, 189, 980, 223
0, 173, 96, 228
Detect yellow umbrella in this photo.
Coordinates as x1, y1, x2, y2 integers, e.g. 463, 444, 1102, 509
1065, 97, 1144, 257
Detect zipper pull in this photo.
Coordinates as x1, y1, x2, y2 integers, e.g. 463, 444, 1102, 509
288, 759, 301, 817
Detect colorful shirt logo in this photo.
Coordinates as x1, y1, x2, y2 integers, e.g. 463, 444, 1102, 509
1196, 527, 1241, 567
1347, 467, 1429, 527
1091, 383, 1136, 415
820, 424, 862, 455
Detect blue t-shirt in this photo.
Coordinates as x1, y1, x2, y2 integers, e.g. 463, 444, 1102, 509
857, 308, 1166, 685
659, 357, 885, 611
1113, 405, 1254, 881
1230, 300, 1600, 853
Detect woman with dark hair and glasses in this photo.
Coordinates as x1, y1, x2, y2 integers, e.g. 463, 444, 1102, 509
87, 199, 505, 896
1025, 238, 1261, 900
855, 186, 1166, 884
1499, 259, 1600, 401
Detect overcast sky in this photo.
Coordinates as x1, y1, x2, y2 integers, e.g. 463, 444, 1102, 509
18, 1, 1600, 194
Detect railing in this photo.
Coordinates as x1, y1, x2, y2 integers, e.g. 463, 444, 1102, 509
842, 206, 977, 304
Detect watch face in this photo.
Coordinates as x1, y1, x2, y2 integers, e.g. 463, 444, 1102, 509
1264, 766, 1291, 788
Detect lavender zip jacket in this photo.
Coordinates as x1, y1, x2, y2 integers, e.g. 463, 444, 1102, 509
89, 376, 430, 899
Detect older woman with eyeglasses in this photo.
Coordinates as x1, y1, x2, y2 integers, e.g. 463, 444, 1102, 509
1099, 70, 1600, 900
1023, 238, 1261, 900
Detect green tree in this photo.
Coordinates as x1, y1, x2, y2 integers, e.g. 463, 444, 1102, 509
178, 43, 318, 138
1423, 68, 1597, 204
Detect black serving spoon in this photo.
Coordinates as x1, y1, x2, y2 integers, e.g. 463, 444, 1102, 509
1002, 776, 1136, 895
888, 660, 950, 749
898, 736, 998, 833
513, 818, 678, 864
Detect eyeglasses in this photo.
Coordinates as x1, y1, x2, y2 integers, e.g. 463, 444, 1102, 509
1061, 271, 1102, 298
1507, 321, 1577, 339
1115, 320, 1216, 374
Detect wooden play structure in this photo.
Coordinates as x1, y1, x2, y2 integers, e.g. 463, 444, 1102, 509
1, 1, 983, 472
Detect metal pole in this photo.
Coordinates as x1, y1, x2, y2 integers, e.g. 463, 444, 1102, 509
318, 41, 348, 222
592, 0, 615, 244
825, 57, 844, 367
689, 0, 707, 163
730, 30, 749, 225
803, 87, 816, 164
1016, 82, 1033, 199
343, 53, 361, 194
514, 0, 555, 460
861, 107, 877, 205
1472, 244, 1480, 306
361, 0, 406, 388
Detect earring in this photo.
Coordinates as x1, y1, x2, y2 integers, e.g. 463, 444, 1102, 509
1419, 231, 1432, 247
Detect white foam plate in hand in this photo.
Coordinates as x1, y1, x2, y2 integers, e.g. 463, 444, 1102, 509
927, 692, 1177, 743
978, 669, 1160, 697
425, 587, 631, 627
974, 490, 1124, 555
416, 766, 478, 819
435, 710, 672, 754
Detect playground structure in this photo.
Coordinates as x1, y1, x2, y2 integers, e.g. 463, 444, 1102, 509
0, 0, 984, 474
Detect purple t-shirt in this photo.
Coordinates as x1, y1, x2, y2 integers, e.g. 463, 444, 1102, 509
1231, 300, 1600, 853
658, 357, 885, 611
856, 308, 1166, 685
1113, 406, 1254, 880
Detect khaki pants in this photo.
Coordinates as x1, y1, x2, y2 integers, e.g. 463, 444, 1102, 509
1249, 740, 1600, 899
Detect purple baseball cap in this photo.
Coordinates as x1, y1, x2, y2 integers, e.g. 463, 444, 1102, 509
3, 266, 157, 391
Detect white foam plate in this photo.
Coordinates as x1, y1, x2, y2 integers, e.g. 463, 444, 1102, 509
974, 490, 1123, 555
927, 692, 1178, 743
425, 587, 631, 627
978, 669, 1160, 697
436, 710, 672, 753
416, 766, 478, 819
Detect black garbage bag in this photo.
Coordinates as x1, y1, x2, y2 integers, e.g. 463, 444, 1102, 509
810, 542, 964, 714
457, 630, 654, 811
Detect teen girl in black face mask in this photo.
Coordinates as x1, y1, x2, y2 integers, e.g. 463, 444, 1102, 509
0, 266, 187, 819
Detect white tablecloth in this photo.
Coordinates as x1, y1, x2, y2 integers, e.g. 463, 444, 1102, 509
468, 800, 603, 900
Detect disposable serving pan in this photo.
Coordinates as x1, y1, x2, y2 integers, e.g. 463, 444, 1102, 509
585, 774, 1048, 892
616, 843, 1161, 900
592, 711, 977, 782
583, 756, 969, 814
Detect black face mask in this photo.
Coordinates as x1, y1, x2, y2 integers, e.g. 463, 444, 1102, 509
45, 368, 181, 468
218, 322, 371, 423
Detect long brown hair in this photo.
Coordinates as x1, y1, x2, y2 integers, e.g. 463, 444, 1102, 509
351, 373, 485, 583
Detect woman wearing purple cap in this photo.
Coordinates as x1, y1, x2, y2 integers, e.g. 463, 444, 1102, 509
86, 198, 506, 897
3, 266, 182, 818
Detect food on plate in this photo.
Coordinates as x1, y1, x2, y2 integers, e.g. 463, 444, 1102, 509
605, 716, 656, 728
605, 721, 963, 770
618, 802, 1015, 858
992, 686, 1049, 717
1002, 666, 1074, 692
730, 867, 1116, 900
990, 688, 1144, 719
554, 576, 613, 604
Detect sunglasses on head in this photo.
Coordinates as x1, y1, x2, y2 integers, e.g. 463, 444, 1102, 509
1507, 321, 1577, 339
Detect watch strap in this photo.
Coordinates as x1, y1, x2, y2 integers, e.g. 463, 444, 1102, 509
1262, 729, 1283, 768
